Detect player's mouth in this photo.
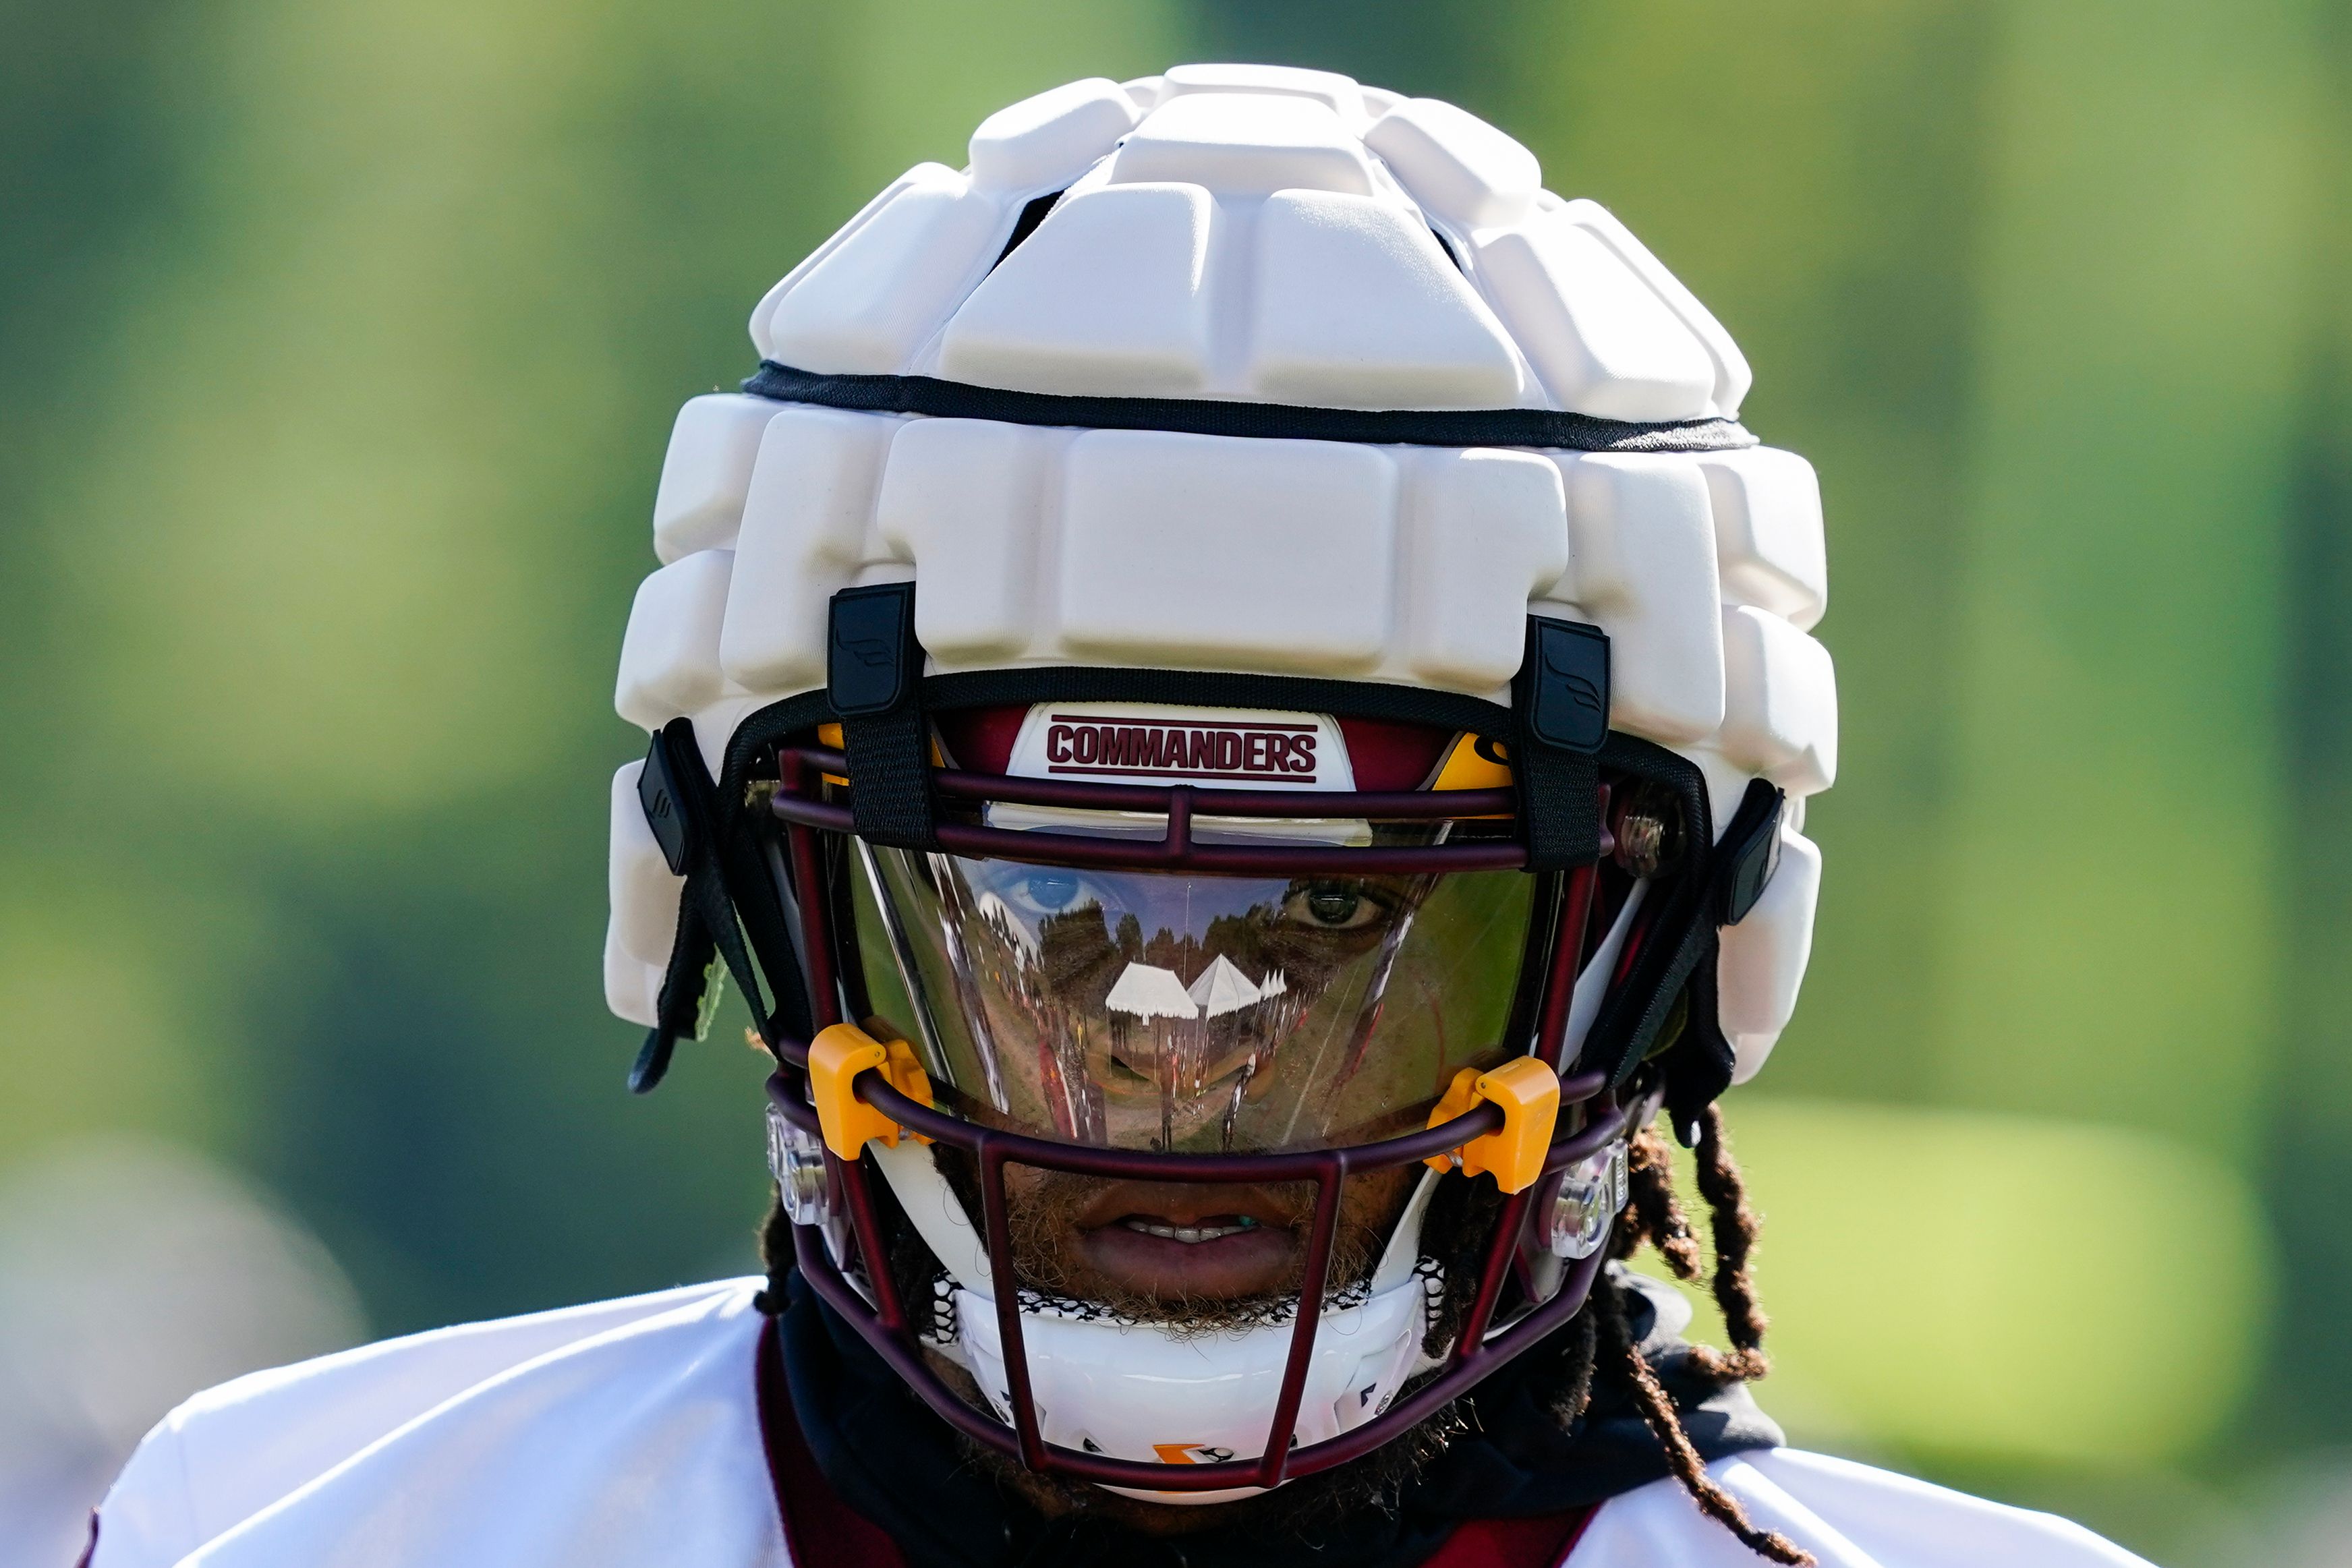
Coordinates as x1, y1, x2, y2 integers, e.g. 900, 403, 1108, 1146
1073, 1182, 1302, 1300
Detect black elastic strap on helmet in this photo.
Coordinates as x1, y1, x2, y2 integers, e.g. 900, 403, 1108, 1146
828, 583, 936, 852
1578, 777, 1785, 1095
742, 360, 1758, 455
1511, 616, 1611, 871
631, 717, 775, 1093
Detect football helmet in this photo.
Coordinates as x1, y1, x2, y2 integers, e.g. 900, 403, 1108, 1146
604, 65, 1833, 1501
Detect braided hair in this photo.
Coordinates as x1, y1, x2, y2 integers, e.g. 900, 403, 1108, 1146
1572, 1105, 1810, 1565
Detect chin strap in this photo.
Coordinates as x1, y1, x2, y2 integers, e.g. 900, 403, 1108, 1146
1580, 778, 1786, 1128
630, 717, 776, 1093
631, 583, 938, 1093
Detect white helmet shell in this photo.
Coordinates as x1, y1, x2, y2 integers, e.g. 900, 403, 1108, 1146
605, 66, 1833, 1091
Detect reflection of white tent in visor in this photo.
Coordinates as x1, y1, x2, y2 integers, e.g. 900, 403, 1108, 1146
1186, 954, 1265, 1018
971, 890, 1041, 955
1104, 962, 1199, 1020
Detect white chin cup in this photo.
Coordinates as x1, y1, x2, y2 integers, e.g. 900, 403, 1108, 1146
954, 1277, 1429, 1505
866, 1140, 1445, 1503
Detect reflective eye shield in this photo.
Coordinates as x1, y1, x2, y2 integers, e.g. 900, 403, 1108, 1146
629, 608, 1765, 1106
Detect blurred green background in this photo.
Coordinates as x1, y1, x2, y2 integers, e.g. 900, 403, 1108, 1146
1, 1, 2345, 1561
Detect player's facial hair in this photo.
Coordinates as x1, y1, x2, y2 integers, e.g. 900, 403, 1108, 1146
1000, 1167, 1394, 1332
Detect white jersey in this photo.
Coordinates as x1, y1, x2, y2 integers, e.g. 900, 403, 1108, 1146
92, 1279, 2152, 1568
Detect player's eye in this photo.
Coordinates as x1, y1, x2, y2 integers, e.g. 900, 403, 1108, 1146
1282, 881, 1384, 931
1014, 871, 1087, 914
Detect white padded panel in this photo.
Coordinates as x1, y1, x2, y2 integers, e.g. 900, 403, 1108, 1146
1110, 93, 1375, 197
1702, 447, 1828, 630
1400, 449, 1566, 689
968, 78, 1139, 193
749, 169, 926, 360
1558, 199, 1752, 418
614, 549, 735, 732
689, 691, 766, 779
1363, 98, 1540, 231
763, 164, 1005, 374
1550, 455, 1725, 743
1159, 63, 1367, 127
877, 419, 1056, 662
650, 395, 776, 563
1058, 430, 1394, 672
608, 761, 683, 966
938, 183, 1213, 397
1248, 189, 1525, 409
1474, 216, 1716, 421
1719, 605, 1838, 794
1476, 217, 1721, 423
1721, 824, 1821, 1084
604, 922, 662, 1028
720, 407, 897, 694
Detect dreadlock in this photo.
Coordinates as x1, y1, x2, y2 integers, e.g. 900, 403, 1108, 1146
1688, 1105, 1774, 1383
1591, 1271, 1809, 1565
1547, 1102, 1809, 1565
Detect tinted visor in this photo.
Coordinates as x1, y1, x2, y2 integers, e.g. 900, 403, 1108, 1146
851, 846, 1537, 1155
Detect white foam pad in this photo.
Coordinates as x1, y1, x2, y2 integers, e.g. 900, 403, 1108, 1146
614, 550, 736, 731
1363, 98, 1540, 230
746, 80, 1756, 422
1248, 189, 1524, 409
1111, 92, 1375, 196
608, 761, 683, 966
1476, 214, 1717, 421
939, 183, 1214, 397
1057, 430, 1394, 672
763, 165, 1006, 374
967, 78, 1139, 194
650, 396, 777, 563
749, 169, 927, 360
1159, 63, 1369, 126
719, 407, 898, 694
1549, 454, 1725, 741
1399, 449, 1567, 689
688, 692, 767, 780
876, 419, 1057, 662
1720, 824, 1821, 1083
603, 923, 662, 1028
654, 424, 1781, 730
1703, 446, 1828, 629
1556, 199, 1752, 417
1719, 604, 1839, 794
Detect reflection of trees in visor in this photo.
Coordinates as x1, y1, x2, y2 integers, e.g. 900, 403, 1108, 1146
852, 849, 1537, 1155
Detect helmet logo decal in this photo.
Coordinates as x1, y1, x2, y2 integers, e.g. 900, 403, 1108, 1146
1043, 717, 1317, 780
1006, 703, 1358, 794
1153, 1443, 1238, 1466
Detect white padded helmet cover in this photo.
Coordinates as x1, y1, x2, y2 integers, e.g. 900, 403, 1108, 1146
605, 69, 1832, 1087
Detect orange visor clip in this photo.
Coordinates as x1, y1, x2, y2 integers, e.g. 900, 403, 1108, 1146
808, 1022, 935, 1160
1424, 1057, 1561, 1194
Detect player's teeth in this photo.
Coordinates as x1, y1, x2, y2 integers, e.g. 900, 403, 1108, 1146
1123, 1219, 1253, 1242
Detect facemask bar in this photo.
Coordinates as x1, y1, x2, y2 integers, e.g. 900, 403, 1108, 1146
762, 737, 1655, 1493
774, 742, 1525, 874
764, 1057, 1648, 1492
